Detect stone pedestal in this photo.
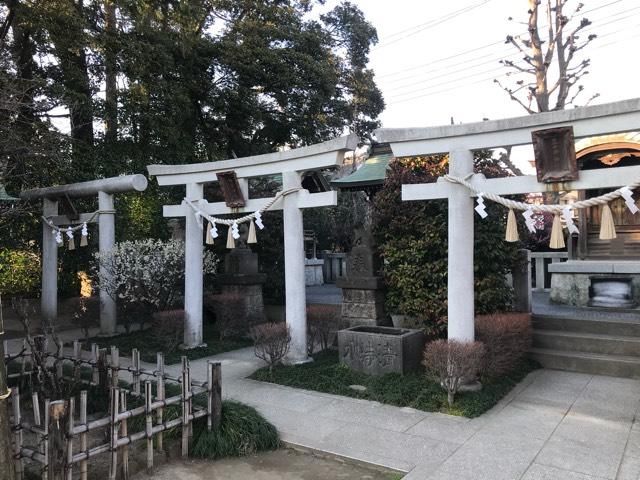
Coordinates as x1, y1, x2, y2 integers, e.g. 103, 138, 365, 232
305, 258, 324, 286
336, 230, 390, 327
217, 246, 267, 327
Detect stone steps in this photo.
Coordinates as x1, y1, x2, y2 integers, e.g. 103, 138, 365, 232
530, 348, 640, 379
531, 313, 640, 378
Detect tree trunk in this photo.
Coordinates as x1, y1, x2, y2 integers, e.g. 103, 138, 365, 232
104, 0, 117, 143
528, 0, 549, 112
0, 297, 16, 480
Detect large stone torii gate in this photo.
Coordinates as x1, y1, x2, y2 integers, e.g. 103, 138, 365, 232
21, 175, 149, 335
376, 98, 640, 342
148, 134, 358, 362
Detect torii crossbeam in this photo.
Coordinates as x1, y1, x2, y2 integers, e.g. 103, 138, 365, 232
375, 98, 640, 342
148, 134, 359, 362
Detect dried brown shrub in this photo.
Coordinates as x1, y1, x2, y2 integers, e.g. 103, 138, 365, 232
306, 304, 343, 354
475, 313, 532, 378
151, 309, 185, 353
204, 293, 244, 340
250, 322, 291, 372
424, 340, 485, 406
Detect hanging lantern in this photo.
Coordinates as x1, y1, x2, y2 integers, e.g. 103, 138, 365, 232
549, 213, 565, 249
505, 209, 519, 242
248, 219, 257, 244
80, 222, 88, 247
599, 204, 617, 240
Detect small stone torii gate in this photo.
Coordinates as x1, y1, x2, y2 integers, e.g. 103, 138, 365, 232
20, 175, 149, 335
375, 98, 640, 342
147, 134, 358, 362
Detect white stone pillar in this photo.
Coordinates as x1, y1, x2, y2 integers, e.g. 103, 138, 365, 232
282, 171, 309, 363
447, 149, 475, 342
183, 183, 204, 348
41, 198, 58, 324
98, 191, 117, 336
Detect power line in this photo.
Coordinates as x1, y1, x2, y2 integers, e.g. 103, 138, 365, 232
384, 27, 640, 106
383, 6, 640, 93
375, 0, 634, 80
373, 0, 495, 50
386, 26, 636, 100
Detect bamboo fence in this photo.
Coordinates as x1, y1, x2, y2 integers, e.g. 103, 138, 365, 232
4, 340, 222, 480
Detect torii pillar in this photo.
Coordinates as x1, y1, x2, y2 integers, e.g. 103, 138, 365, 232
375, 98, 640, 341
148, 134, 359, 361
21, 175, 148, 335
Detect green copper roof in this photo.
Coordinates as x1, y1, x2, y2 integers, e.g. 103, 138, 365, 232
0, 184, 19, 203
331, 154, 392, 189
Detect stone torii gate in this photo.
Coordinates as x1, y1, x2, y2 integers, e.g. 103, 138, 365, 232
20, 175, 149, 335
147, 134, 358, 362
375, 98, 640, 342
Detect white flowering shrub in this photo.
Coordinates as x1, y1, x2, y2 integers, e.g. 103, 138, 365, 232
95, 239, 218, 316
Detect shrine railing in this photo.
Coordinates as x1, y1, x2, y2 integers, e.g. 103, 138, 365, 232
531, 251, 569, 291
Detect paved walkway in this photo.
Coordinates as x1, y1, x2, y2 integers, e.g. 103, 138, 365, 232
8, 331, 640, 479
158, 347, 640, 480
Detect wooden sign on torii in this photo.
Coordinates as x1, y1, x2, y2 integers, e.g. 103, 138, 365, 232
375, 98, 640, 342
148, 134, 358, 362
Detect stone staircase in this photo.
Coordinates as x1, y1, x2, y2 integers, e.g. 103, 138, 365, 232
531, 313, 640, 378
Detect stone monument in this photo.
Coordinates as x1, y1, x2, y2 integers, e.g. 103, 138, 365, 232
216, 227, 267, 327
336, 229, 390, 327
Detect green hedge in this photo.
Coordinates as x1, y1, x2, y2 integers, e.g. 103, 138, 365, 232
0, 248, 41, 296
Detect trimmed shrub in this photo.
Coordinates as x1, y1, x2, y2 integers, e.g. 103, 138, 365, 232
205, 293, 245, 340
151, 310, 185, 353
307, 304, 342, 354
190, 401, 279, 459
0, 248, 40, 296
475, 313, 532, 378
372, 153, 518, 335
250, 322, 291, 372
424, 340, 485, 406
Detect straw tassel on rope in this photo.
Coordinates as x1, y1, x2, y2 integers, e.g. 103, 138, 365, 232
80, 222, 88, 247
248, 219, 257, 244
226, 225, 235, 249
66, 228, 75, 250
505, 209, 519, 242
599, 204, 617, 240
549, 213, 565, 249
205, 222, 215, 245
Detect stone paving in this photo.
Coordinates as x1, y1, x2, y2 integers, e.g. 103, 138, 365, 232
8, 326, 640, 479
162, 347, 640, 480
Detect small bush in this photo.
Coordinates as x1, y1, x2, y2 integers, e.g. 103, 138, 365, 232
151, 310, 185, 353
205, 293, 244, 340
424, 340, 485, 406
250, 322, 291, 372
475, 313, 532, 378
190, 401, 279, 459
0, 248, 40, 296
307, 304, 342, 354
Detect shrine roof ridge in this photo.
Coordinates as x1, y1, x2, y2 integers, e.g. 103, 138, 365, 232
375, 98, 640, 147
147, 134, 359, 181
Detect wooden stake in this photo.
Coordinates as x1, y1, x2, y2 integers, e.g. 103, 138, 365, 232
144, 381, 153, 470
207, 361, 222, 431
132, 348, 140, 396
155, 353, 165, 452
79, 391, 88, 480
181, 357, 189, 457
65, 397, 74, 480
110, 346, 119, 388
12, 387, 23, 480
120, 391, 129, 480
90, 343, 98, 385
73, 341, 81, 382
43, 399, 50, 480
108, 388, 119, 480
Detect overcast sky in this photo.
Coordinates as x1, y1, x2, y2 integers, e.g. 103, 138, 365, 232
317, 0, 639, 170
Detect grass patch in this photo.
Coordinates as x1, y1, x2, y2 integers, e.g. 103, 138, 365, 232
251, 350, 539, 418
190, 401, 280, 459
88, 323, 252, 364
